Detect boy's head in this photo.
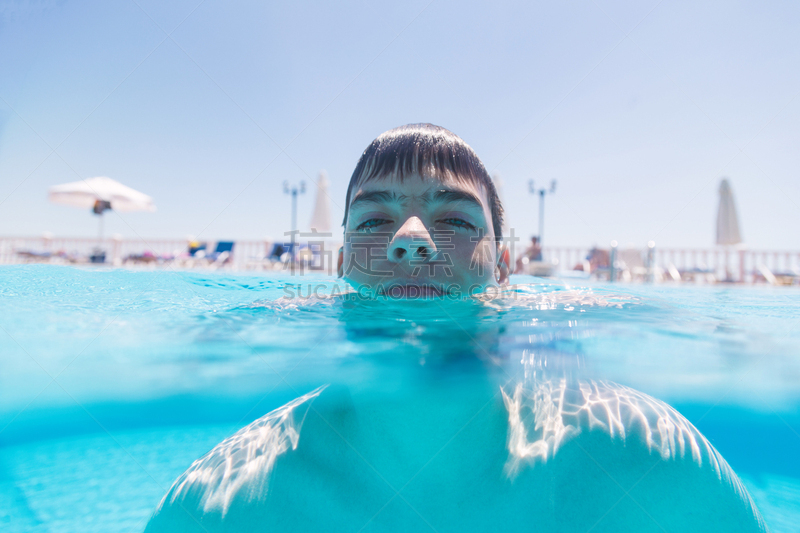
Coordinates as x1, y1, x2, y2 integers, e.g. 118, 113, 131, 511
338, 124, 509, 298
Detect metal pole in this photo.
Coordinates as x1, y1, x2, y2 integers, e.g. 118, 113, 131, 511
291, 189, 297, 274
283, 181, 305, 274
539, 189, 545, 246
291, 189, 298, 237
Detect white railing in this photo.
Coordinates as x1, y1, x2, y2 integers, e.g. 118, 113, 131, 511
542, 245, 800, 284
2, 236, 798, 284
0, 235, 340, 274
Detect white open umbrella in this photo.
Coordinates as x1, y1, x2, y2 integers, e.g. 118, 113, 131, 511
716, 178, 742, 246
49, 176, 156, 213
48, 176, 156, 241
309, 171, 331, 233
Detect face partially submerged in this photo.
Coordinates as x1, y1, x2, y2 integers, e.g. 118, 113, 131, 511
339, 173, 509, 298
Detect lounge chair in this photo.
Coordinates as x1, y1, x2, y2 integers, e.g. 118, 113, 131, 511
15, 250, 53, 263
268, 242, 297, 262
678, 266, 717, 284
206, 241, 235, 265
124, 250, 159, 265
756, 264, 800, 286
189, 241, 207, 257
89, 248, 106, 264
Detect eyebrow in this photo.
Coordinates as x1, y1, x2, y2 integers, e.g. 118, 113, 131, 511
426, 189, 483, 209
348, 190, 399, 209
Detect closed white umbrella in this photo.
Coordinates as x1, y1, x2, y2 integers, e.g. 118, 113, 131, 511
715, 178, 743, 282
309, 171, 331, 233
716, 178, 742, 246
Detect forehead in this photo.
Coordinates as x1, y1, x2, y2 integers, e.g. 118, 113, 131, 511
349, 172, 490, 207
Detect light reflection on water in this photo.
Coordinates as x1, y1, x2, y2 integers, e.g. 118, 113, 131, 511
1, 265, 799, 532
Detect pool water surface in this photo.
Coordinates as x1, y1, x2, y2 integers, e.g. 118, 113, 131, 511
1, 266, 799, 531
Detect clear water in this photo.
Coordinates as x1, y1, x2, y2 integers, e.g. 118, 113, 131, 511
1, 265, 798, 532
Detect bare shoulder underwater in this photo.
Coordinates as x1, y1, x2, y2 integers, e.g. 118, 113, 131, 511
144, 290, 768, 533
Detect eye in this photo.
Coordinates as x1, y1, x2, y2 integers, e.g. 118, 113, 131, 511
439, 217, 476, 230
356, 218, 392, 232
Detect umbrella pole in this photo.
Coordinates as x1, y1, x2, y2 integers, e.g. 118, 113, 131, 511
98, 212, 104, 244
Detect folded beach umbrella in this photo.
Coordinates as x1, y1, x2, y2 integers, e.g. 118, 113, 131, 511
48, 176, 156, 213
309, 171, 331, 233
715, 178, 742, 246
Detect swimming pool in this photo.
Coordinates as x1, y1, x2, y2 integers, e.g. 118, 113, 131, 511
1, 265, 798, 531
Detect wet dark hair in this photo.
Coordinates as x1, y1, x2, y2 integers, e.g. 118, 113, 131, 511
343, 123, 504, 243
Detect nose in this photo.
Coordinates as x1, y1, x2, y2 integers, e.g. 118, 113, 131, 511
387, 216, 437, 263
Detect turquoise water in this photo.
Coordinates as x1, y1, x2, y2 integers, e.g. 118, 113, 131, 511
1, 265, 799, 531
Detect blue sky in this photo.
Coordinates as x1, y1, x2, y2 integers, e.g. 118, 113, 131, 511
1, 0, 798, 249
